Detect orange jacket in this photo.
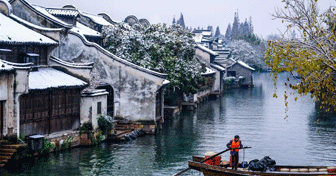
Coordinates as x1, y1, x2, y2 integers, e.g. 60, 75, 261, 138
230, 139, 241, 152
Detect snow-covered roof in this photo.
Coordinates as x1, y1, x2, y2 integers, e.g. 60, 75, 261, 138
10, 14, 63, 32
196, 44, 219, 56
215, 57, 235, 67
193, 33, 202, 43
201, 38, 212, 42
0, 49, 12, 52
0, 13, 58, 45
50, 56, 93, 69
202, 30, 212, 37
29, 68, 88, 90
0, 60, 14, 72
32, 4, 72, 28
162, 79, 170, 85
201, 67, 216, 76
71, 22, 101, 37
237, 60, 255, 71
81, 12, 112, 26
210, 63, 225, 72
82, 89, 108, 97
45, 8, 80, 17
224, 76, 235, 80
216, 58, 255, 71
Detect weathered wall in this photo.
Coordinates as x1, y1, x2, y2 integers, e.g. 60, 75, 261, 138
55, 33, 166, 122
212, 70, 221, 92
195, 48, 211, 64
13, 69, 29, 137
0, 67, 29, 137
80, 90, 108, 129
0, 72, 14, 136
195, 48, 222, 93
10, 0, 61, 29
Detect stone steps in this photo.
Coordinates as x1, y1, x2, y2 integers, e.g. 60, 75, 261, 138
0, 148, 16, 153
2, 144, 27, 149
0, 152, 13, 156
0, 155, 11, 160
0, 140, 27, 167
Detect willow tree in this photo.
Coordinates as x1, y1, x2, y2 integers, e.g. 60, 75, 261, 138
265, 0, 336, 113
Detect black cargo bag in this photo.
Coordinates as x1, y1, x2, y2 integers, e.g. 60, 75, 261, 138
248, 159, 265, 171
248, 156, 276, 171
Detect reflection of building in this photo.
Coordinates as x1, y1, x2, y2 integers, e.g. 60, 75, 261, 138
9, 0, 169, 133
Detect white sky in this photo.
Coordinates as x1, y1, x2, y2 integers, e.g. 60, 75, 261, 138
27, 0, 335, 38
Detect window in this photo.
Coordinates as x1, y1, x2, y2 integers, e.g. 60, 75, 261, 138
227, 71, 236, 77
0, 49, 12, 61
24, 53, 39, 66
97, 102, 102, 115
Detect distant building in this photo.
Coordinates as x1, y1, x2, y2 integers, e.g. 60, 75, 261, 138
217, 58, 255, 87
195, 44, 225, 95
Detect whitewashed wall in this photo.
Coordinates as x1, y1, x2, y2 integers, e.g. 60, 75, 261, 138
55, 32, 167, 122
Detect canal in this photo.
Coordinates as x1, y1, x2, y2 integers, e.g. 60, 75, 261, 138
2, 72, 336, 176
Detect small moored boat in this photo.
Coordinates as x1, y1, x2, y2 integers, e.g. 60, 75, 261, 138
188, 156, 336, 176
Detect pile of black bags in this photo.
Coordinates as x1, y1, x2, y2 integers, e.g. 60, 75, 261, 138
248, 156, 276, 171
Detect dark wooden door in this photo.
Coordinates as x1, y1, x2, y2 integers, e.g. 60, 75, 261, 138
20, 89, 81, 137
97, 85, 114, 116
155, 89, 162, 118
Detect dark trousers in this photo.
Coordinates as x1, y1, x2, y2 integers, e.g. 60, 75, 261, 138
231, 152, 239, 168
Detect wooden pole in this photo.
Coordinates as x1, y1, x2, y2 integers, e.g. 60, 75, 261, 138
172, 146, 251, 176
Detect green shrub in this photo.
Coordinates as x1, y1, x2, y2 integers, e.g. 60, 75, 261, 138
97, 116, 113, 135
80, 122, 93, 134
41, 139, 55, 154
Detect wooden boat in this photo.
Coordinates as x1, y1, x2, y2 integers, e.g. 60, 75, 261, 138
188, 156, 336, 176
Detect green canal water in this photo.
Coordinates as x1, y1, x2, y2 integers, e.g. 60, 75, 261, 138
1, 72, 336, 176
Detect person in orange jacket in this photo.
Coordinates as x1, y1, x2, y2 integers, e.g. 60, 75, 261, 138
226, 135, 243, 170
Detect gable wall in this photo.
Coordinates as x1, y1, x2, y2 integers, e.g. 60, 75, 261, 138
11, 0, 62, 28
55, 33, 165, 122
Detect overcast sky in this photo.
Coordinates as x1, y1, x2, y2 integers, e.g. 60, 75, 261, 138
28, 0, 335, 38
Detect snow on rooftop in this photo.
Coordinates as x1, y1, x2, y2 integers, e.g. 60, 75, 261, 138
71, 22, 101, 37
29, 68, 87, 90
210, 63, 225, 72
201, 67, 216, 75
237, 60, 255, 71
193, 33, 202, 43
162, 79, 170, 85
45, 8, 79, 17
32, 4, 72, 28
196, 44, 218, 56
202, 30, 212, 37
0, 60, 14, 72
10, 14, 63, 32
81, 12, 112, 26
0, 49, 11, 52
0, 13, 58, 45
